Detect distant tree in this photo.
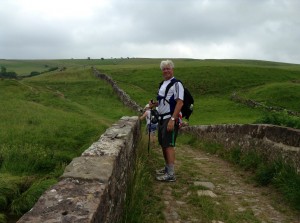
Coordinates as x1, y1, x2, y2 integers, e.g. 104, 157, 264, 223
1, 66, 6, 74
0, 66, 17, 78
48, 67, 58, 72
30, 71, 40, 77
0, 71, 17, 78
101, 58, 104, 60
87, 57, 91, 60
6, 72, 17, 78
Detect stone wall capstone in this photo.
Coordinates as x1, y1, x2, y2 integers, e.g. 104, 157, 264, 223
17, 116, 140, 223
181, 124, 300, 173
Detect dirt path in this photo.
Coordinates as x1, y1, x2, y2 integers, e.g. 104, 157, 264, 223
153, 144, 300, 223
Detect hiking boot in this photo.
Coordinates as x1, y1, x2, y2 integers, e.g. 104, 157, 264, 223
155, 167, 166, 175
156, 173, 176, 182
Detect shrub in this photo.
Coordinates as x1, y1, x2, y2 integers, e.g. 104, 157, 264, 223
256, 112, 300, 129
228, 147, 242, 164
272, 163, 300, 210
239, 150, 262, 171
29, 71, 40, 77
254, 162, 277, 186
0, 71, 17, 79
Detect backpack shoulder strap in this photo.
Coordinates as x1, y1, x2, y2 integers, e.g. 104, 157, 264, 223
158, 80, 164, 89
164, 78, 181, 98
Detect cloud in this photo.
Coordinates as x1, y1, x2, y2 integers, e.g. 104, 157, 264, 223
0, 0, 299, 63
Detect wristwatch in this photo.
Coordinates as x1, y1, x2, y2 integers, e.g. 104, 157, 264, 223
171, 117, 175, 121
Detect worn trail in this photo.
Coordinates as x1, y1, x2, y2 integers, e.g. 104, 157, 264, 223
153, 145, 300, 223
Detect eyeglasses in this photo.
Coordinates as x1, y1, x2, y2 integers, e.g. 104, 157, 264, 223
162, 67, 172, 71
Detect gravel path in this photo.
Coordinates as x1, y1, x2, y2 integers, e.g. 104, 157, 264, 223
153, 145, 300, 223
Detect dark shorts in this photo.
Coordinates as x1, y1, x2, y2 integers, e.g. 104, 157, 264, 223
158, 118, 179, 149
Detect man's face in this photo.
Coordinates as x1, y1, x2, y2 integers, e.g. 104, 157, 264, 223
162, 66, 174, 80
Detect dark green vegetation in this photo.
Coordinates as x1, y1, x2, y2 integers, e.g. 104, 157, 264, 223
1, 58, 300, 222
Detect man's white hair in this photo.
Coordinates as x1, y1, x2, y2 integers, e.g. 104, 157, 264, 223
160, 60, 174, 70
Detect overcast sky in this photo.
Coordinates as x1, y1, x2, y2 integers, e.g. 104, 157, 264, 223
0, 0, 299, 63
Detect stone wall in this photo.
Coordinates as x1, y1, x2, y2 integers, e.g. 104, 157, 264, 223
181, 124, 300, 173
17, 116, 140, 223
93, 68, 143, 113
230, 92, 300, 117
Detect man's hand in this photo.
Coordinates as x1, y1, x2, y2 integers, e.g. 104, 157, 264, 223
167, 118, 175, 131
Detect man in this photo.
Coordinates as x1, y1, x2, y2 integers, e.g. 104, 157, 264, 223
149, 60, 184, 182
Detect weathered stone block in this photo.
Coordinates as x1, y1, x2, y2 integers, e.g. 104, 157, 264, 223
62, 156, 115, 183
17, 179, 107, 223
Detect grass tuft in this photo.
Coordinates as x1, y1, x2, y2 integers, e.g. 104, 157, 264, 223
0, 144, 66, 175
123, 133, 164, 223
10, 179, 57, 215
255, 112, 300, 129
0, 175, 21, 211
0, 213, 6, 223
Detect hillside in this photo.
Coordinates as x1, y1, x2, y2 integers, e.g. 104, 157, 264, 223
94, 58, 300, 126
0, 67, 135, 222
1, 58, 300, 222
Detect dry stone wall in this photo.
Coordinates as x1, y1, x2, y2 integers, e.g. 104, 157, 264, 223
230, 92, 300, 117
17, 116, 140, 223
93, 68, 143, 113
181, 124, 300, 173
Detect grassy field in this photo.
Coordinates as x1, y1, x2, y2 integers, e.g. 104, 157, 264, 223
0, 66, 135, 222
94, 58, 300, 126
1, 58, 300, 222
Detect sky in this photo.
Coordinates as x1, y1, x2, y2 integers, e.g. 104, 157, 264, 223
0, 0, 299, 64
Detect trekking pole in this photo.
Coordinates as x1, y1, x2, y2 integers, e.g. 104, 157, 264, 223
147, 108, 152, 155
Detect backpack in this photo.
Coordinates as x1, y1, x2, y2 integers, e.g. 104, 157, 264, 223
159, 78, 194, 120
150, 109, 159, 124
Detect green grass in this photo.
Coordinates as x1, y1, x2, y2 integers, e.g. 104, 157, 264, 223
186, 194, 260, 223
255, 112, 300, 129
10, 178, 57, 215
0, 68, 136, 220
98, 61, 300, 126
123, 133, 164, 223
242, 82, 300, 112
0, 59, 103, 76
1, 58, 300, 221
